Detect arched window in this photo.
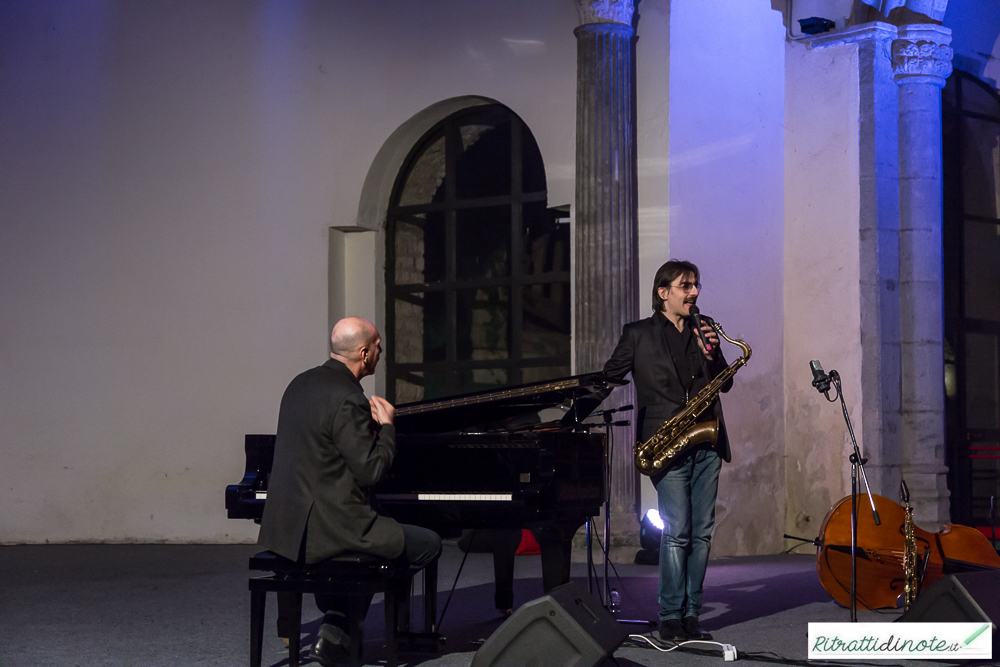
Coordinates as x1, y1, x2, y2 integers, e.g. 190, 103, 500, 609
943, 70, 1000, 526
385, 105, 570, 403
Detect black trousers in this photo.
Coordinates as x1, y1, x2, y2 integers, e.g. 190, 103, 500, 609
314, 524, 442, 629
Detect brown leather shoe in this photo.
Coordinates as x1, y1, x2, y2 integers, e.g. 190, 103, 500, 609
682, 616, 712, 640
658, 618, 687, 642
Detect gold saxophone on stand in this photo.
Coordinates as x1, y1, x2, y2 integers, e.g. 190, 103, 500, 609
634, 321, 751, 476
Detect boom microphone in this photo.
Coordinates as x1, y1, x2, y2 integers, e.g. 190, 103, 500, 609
809, 360, 831, 398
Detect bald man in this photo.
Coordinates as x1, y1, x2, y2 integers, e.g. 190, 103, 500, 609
258, 317, 441, 667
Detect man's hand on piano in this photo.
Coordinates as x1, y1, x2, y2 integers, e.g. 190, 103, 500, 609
369, 395, 395, 426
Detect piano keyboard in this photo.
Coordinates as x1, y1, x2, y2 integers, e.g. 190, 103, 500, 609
252, 491, 512, 502
417, 493, 512, 502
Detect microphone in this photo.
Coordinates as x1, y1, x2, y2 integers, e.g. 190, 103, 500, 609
590, 404, 633, 418
809, 360, 832, 398
689, 305, 712, 355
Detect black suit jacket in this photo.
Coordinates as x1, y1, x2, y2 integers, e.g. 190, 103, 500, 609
580, 310, 733, 467
257, 359, 404, 564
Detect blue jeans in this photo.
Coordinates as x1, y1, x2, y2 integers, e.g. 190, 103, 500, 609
655, 447, 721, 621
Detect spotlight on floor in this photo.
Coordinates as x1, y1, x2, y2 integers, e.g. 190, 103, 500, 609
635, 509, 662, 565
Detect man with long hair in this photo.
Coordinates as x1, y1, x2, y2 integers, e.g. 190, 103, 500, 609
580, 260, 732, 642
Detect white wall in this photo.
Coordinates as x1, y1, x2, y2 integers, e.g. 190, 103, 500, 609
783, 38, 864, 539
0, 0, 578, 543
664, 1, 788, 556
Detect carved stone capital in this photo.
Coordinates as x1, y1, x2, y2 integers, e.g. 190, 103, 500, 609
575, 0, 634, 26
892, 25, 953, 86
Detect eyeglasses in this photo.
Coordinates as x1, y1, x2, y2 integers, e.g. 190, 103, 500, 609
668, 281, 701, 293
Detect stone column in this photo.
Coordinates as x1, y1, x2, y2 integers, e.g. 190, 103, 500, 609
892, 24, 953, 526
573, 0, 640, 553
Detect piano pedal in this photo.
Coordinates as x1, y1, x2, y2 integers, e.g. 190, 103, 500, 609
395, 632, 445, 654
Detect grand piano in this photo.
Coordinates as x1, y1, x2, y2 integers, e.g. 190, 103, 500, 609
225, 373, 626, 538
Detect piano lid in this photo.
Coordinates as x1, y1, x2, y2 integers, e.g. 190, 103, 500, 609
394, 372, 627, 434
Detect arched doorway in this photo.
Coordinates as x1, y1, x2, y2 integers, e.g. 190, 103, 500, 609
384, 104, 571, 403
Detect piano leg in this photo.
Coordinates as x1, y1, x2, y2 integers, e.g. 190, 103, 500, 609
533, 521, 585, 593
490, 529, 522, 612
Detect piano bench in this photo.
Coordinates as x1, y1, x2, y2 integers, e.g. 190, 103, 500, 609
248, 550, 411, 667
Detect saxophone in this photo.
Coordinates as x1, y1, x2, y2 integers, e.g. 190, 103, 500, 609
901, 480, 917, 612
634, 321, 751, 476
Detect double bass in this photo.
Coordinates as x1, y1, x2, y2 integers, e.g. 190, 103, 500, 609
816, 493, 1000, 609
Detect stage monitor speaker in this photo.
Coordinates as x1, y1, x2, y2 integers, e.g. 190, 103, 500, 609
471, 581, 629, 667
898, 570, 1000, 653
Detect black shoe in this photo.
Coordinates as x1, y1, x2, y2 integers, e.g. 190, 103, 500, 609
311, 623, 351, 667
658, 618, 687, 642
682, 616, 712, 640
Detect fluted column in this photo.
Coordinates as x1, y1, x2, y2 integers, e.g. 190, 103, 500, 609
573, 0, 640, 545
892, 24, 953, 526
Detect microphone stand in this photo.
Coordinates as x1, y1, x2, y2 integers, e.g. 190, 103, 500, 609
813, 367, 881, 622
582, 405, 647, 625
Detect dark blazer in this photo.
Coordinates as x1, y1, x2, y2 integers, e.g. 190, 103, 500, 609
580, 310, 733, 467
257, 359, 405, 564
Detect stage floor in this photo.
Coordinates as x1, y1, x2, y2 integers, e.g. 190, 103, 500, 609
0, 542, 983, 666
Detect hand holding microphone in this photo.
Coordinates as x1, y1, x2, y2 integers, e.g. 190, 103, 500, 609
689, 305, 718, 359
